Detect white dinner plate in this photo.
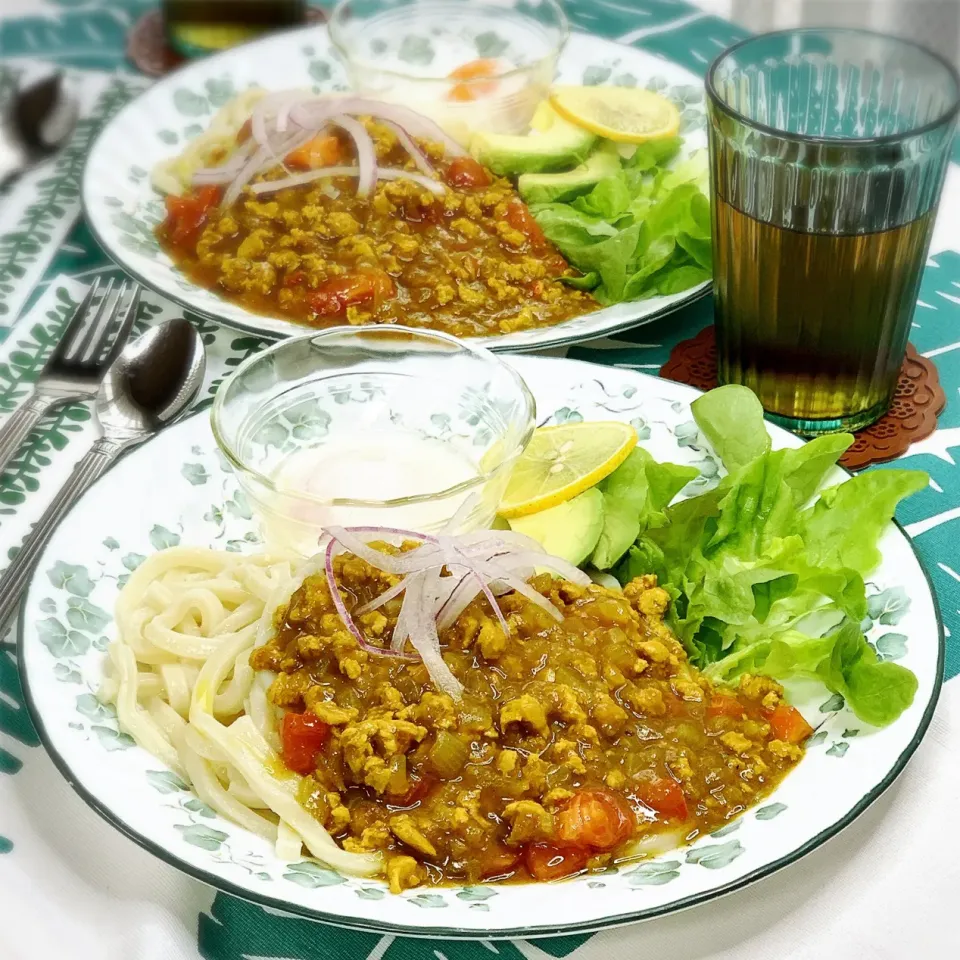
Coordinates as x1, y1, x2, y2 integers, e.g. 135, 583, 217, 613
19, 357, 942, 938
82, 26, 710, 352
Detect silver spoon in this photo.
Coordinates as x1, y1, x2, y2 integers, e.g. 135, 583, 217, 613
0, 318, 206, 632
0, 73, 79, 189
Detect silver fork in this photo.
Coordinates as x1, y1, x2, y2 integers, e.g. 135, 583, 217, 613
0, 278, 141, 479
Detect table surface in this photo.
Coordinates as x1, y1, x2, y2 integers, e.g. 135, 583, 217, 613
1, 2, 959, 959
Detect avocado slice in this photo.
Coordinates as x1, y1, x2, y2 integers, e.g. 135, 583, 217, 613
470, 107, 597, 176
517, 142, 622, 205
506, 487, 604, 567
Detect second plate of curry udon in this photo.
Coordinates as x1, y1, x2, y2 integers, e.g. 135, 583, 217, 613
83, 26, 712, 351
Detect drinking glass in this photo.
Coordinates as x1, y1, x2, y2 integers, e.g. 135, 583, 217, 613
707, 29, 959, 434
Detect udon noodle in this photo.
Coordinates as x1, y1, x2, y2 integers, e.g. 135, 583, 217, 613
98, 546, 381, 875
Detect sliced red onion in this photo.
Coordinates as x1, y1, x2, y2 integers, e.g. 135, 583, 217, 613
191, 138, 258, 186
407, 568, 463, 700
249, 165, 445, 197
381, 119, 435, 177
276, 97, 298, 134
317, 524, 595, 699
289, 97, 466, 157
389, 571, 418, 653
355, 572, 414, 615
252, 107, 270, 154
459, 530, 546, 553
324, 538, 416, 660
491, 551, 591, 586
223, 143, 271, 208
474, 558, 564, 622
190, 93, 463, 205
436, 576, 483, 635
323, 525, 440, 574
360, 101, 467, 158
437, 537, 510, 637
377, 168, 446, 196
250, 90, 308, 141
249, 166, 363, 195
330, 114, 377, 198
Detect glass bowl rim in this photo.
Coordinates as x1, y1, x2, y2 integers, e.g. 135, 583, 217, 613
706, 27, 960, 148
209, 325, 537, 510
327, 0, 570, 88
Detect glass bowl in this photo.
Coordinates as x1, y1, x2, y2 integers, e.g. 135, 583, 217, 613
210, 326, 536, 556
328, 0, 568, 135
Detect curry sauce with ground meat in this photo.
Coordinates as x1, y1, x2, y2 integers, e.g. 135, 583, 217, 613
250, 550, 811, 891
157, 120, 597, 337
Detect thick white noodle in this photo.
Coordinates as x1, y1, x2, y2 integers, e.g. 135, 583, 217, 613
276, 819, 304, 860
227, 774, 270, 809
109, 641, 187, 780
147, 696, 188, 742
106, 546, 379, 880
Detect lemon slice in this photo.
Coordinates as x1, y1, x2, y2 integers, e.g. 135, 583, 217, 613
549, 86, 681, 143
498, 421, 638, 519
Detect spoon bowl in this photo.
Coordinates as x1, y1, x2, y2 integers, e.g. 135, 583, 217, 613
0, 72, 79, 188
97, 317, 206, 442
0, 315, 207, 634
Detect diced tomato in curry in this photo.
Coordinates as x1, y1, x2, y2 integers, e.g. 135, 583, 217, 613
285, 133, 344, 171
280, 711, 330, 775
161, 185, 221, 247
767, 703, 815, 744
251, 556, 806, 891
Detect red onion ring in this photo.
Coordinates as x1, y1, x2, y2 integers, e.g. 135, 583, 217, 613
249, 165, 445, 197
329, 114, 377, 198
380, 119, 435, 177
324, 538, 416, 660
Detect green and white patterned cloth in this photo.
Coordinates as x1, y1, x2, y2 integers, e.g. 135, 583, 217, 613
1, 2, 959, 958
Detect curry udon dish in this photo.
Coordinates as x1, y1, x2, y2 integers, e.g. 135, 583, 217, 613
151, 90, 597, 337
103, 527, 812, 893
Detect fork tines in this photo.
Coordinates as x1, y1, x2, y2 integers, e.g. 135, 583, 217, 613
51, 278, 142, 372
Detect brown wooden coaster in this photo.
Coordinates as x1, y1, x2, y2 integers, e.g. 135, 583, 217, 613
660, 326, 946, 470
127, 8, 329, 77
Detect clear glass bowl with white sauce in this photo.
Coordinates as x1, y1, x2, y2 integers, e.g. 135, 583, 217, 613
328, 0, 569, 135
211, 326, 536, 556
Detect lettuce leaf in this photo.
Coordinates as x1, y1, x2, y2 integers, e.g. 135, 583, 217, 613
529, 144, 712, 304
691, 384, 770, 473
610, 385, 927, 727
800, 469, 929, 575
816, 621, 918, 727
590, 448, 698, 570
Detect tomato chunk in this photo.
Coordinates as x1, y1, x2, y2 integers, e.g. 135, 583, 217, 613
707, 695, 746, 720
635, 778, 689, 821
309, 268, 395, 317
524, 843, 589, 882
280, 712, 330, 775
445, 156, 492, 189
286, 133, 344, 170
505, 198, 546, 249
448, 58, 499, 101
555, 788, 635, 852
389, 773, 434, 808
478, 844, 521, 880
161, 185, 221, 246
767, 704, 814, 744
